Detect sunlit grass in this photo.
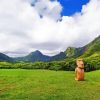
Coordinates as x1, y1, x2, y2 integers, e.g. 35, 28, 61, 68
0, 69, 100, 100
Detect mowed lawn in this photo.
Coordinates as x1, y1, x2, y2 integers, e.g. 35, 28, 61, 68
0, 69, 100, 100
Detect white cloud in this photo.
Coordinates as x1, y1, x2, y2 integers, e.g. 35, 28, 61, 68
0, 0, 100, 57
33, 0, 62, 20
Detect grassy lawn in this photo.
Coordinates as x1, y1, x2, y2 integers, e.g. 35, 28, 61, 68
0, 69, 100, 100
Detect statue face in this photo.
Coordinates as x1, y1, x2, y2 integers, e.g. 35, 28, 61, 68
76, 59, 84, 68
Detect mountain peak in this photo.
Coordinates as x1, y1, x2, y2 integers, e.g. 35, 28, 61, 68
34, 50, 41, 53
30, 50, 42, 55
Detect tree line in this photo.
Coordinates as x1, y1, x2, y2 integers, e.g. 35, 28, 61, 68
0, 56, 99, 72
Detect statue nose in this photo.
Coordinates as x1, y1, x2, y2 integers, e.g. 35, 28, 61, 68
79, 62, 83, 65
81, 63, 84, 66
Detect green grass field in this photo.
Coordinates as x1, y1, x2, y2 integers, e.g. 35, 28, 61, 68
0, 69, 100, 100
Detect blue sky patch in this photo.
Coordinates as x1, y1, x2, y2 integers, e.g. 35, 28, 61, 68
58, 0, 89, 16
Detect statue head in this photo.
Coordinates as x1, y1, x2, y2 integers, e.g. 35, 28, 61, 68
76, 59, 84, 69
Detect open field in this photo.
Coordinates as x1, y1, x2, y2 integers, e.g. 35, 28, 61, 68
0, 69, 100, 100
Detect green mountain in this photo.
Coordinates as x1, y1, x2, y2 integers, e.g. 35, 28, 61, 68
65, 35, 100, 58
15, 50, 51, 62
63, 36, 100, 71
81, 35, 100, 57
0, 36, 99, 62
64, 47, 85, 58
0, 36, 99, 71
15, 35, 100, 62
14, 50, 66, 62
0, 53, 13, 62
50, 52, 66, 61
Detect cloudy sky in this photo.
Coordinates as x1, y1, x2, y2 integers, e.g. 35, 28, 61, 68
0, 0, 100, 57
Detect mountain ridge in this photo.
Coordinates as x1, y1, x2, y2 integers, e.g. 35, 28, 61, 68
65, 35, 100, 58
0, 35, 99, 62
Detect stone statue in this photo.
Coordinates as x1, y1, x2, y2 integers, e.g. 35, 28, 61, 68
75, 59, 84, 81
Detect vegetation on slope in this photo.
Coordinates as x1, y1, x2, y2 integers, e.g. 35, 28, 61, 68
81, 36, 100, 57
65, 36, 100, 58
0, 36, 99, 72
0, 53, 13, 62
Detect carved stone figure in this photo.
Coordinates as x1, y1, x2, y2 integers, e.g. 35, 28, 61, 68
75, 59, 84, 81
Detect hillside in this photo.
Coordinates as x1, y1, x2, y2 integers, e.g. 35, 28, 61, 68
65, 35, 100, 58
64, 47, 85, 58
14, 50, 51, 62
14, 50, 66, 62
0, 53, 13, 62
0, 36, 99, 63
81, 35, 100, 57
